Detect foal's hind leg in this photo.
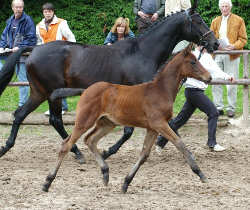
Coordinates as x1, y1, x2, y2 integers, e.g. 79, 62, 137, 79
48, 100, 85, 164
102, 126, 134, 160
85, 118, 116, 186
0, 96, 45, 158
156, 122, 207, 183
122, 129, 157, 193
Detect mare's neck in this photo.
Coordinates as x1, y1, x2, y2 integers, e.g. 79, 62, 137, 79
138, 14, 186, 65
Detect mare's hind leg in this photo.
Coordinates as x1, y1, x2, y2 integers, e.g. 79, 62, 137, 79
102, 126, 134, 160
85, 117, 116, 186
0, 96, 45, 158
48, 99, 85, 164
156, 122, 207, 183
122, 129, 157, 193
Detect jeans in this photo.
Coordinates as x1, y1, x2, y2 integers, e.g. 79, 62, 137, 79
62, 98, 68, 111
0, 56, 29, 107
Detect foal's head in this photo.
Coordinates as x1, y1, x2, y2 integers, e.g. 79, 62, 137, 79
177, 43, 212, 83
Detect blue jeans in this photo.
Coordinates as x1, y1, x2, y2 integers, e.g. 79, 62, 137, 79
62, 98, 68, 111
0, 56, 29, 107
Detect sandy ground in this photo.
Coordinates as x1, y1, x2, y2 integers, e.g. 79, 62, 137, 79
0, 113, 250, 210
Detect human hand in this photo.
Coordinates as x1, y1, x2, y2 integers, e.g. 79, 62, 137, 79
151, 13, 158, 21
12, 47, 19, 52
224, 44, 235, 51
228, 77, 235, 83
0, 48, 4, 53
107, 43, 112, 46
138, 11, 148, 19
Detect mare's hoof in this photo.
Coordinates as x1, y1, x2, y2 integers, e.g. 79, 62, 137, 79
75, 153, 85, 164
103, 173, 109, 186
122, 183, 128, 194
101, 150, 110, 160
0, 146, 6, 158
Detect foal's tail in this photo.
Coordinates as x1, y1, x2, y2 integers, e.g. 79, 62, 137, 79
50, 88, 85, 101
0, 46, 34, 96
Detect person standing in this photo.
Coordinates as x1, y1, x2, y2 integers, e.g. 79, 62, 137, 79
104, 17, 135, 45
165, 0, 191, 53
133, 0, 165, 33
36, 2, 76, 116
156, 46, 234, 152
0, 0, 36, 107
210, 0, 247, 117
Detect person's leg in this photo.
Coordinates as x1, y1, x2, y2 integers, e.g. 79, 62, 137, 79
62, 98, 68, 111
156, 88, 196, 148
16, 62, 29, 107
193, 91, 219, 147
224, 56, 240, 115
212, 55, 224, 112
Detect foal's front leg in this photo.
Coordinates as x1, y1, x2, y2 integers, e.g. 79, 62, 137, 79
158, 123, 207, 183
122, 129, 157, 193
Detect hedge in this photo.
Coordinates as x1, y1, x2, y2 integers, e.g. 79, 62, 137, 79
0, 0, 249, 48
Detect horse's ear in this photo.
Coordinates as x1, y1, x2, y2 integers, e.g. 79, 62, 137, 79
183, 43, 193, 56
190, 0, 199, 14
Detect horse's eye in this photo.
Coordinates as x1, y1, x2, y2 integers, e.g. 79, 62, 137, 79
190, 61, 196, 65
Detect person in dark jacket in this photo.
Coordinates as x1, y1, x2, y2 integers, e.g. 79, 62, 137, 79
0, 0, 36, 107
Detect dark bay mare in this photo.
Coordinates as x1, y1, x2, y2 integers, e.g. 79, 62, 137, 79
42, 44, 211, 193
0, 5, 219, 163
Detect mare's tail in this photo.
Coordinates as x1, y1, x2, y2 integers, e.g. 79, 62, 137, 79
50, 88, 85, 101
0, 47, 34, 96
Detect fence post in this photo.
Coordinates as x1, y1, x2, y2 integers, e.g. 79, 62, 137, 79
242, 53, 249, 124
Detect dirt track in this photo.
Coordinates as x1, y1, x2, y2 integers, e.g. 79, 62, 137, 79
0, 113, 250, 210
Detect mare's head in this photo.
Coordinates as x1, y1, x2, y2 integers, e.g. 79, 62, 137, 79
177, 43, 212, 83
181, 0, 219, 53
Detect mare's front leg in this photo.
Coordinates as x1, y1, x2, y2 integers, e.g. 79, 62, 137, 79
122, 129, 157, 193
48, 100, 85, 164
157, 122, 207, 183
102, 126, 134, 160
0, 96, 44, 158
85, 118, 116, 186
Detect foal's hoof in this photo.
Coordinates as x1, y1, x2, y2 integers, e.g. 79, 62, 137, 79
42, 184, 49, 192
201, 176, 208, 183
122, 183, 129, 194
75, 153, 85, 164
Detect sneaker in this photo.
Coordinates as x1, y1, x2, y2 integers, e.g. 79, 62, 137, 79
44, 110, 50, 116
210, 144, 226, 152
44, 110, 66, 116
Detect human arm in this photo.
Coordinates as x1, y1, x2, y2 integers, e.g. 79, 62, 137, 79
104, 32, 113, 45
180, 0, 191, 10
18, 16, 37, 47
230, 18, 247, 50
59, 20, 76, 42
0, 26, 8, 48
36, 25, 43, 45
133, 0, 140, 15
128, 30, 135, 38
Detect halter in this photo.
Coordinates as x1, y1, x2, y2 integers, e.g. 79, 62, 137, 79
185, 10, 214, 52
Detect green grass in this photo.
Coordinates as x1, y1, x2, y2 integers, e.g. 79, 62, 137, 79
0, 58, 248, 115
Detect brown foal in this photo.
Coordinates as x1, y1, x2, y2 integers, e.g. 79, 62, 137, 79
43, 44, 211, 193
